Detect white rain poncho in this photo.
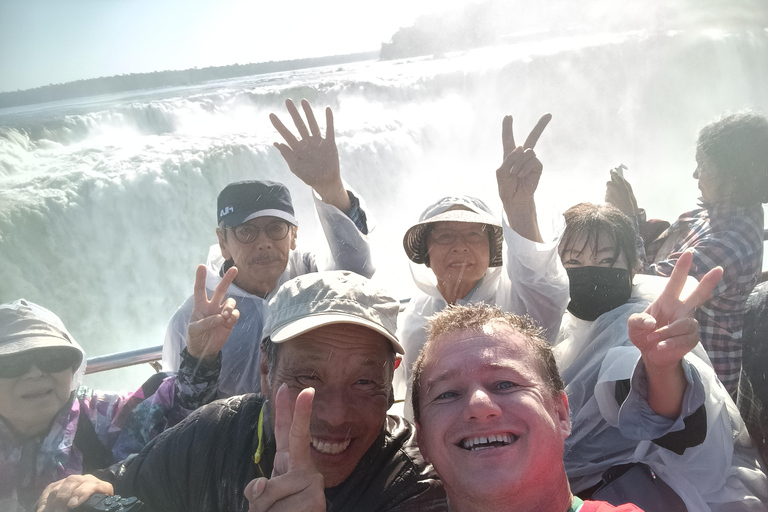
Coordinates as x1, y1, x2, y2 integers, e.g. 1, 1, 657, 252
395, 217, 570, 419
555, 274, 768, 511
161, 190, 374, 397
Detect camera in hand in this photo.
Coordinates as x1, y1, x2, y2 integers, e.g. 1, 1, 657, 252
74, 493, 144, 511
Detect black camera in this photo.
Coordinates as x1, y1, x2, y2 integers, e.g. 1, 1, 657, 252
74, 493, 144, 511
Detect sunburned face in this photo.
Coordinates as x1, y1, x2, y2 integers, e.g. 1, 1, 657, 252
415, 323, 570, 505
264, 324, 394, 488
217, 216, 297, 297
0, 359, 74, 440
559, 231, 629, 270
426, 221, 490, 303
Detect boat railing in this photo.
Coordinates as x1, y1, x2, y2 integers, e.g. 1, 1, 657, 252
83, 228, 768, 375
85, 298, 412, 375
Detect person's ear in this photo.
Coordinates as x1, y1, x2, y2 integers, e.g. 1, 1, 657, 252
290, 226, 297, 251
217, 228, 233, 261
259, 345, 270, 395
556, 390, 571, 439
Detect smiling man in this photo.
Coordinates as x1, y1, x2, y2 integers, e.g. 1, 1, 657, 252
411, 303, 643, 512
161, 99, 374, 397
104, 271, 446, 512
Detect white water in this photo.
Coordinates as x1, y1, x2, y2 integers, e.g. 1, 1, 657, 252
2, 28, 768, 390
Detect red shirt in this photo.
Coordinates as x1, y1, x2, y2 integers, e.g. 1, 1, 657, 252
580, 500, 645, 512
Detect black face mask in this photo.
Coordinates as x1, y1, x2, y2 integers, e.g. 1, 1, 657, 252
566, 266, 633, 321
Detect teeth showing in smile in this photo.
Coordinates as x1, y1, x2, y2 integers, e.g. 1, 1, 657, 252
311, 437, 351, 455
461, 433, 517, 450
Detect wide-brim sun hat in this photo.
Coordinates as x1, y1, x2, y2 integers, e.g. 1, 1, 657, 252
0, 299, 84, 367
403, 196, 503, 267
263, 271, 404, 355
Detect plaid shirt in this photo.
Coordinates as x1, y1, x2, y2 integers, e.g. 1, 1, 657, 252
645, 203, 764, 395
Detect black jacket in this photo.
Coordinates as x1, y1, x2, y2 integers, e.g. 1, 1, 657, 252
109, 394, 447, 512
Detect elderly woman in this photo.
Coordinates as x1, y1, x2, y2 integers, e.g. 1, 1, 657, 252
555, 202, 768, 511
396, 115, 570, 418
0, 298, 224, 512
607, 111, 768, 396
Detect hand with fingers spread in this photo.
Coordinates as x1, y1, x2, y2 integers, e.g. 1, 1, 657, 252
246, 384, 325, 512
186, 264, 240, 361
496, 113, 552, 242
36, 474, 113, 512
605, 168, 640, 218
627, 250, 723, 418
270, 99, 350, 213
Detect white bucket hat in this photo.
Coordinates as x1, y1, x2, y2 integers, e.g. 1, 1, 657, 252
403, 196, 503, 267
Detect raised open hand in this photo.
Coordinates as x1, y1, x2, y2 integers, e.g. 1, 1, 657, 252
605, 167, 639, 217
186, 264, 240, 360
496, 113, 552, 206
628, 251, 722, 370
270, 99, 349, 212
245, 383, 325, 512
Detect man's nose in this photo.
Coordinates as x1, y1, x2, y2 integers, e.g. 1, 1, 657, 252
312, 388, 352, 427
463, 387, 501, 421
693, 167, 700, 179
254, 229, 273, 247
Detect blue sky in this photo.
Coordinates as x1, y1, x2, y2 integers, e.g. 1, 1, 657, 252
0, 0, 472, 92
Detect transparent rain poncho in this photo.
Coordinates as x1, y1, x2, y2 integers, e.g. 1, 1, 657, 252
395, 203, 570, 419
555, 274, 768, 511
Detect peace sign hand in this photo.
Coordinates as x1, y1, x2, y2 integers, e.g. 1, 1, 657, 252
496, 113, 552, 206
245, 384, 325, 512
628, 251, 721, 369
186, 264, 240, 361
270, 99, 350, 212
627, 251, 722, 418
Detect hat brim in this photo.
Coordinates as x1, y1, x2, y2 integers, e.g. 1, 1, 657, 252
0, 335, 83, 367
220, 209, 298, 228
269, 313, 405, 355
403, 209, 503, 267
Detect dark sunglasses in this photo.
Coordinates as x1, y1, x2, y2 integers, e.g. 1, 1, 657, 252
0, 349, 80, 379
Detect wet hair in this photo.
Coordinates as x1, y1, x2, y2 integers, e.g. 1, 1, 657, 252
560, 202, 639, 273
411, 303, 563, 424
696, 111, 768, 203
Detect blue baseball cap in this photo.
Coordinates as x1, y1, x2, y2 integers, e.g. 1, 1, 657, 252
217, 180, 298, 228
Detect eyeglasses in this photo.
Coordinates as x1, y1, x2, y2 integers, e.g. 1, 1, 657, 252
0, 349, 80, 379
230, 221, 290, 244
428, 225, 489, 246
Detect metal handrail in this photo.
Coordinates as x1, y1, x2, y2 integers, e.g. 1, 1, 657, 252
84, 298, 413, 375
85, 345, 163, 375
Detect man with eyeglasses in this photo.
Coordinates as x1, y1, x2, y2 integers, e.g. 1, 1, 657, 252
161, 99, 374, 397
395, 114, 570, 418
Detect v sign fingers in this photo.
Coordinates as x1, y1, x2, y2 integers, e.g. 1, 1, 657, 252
289, 387, 315, 471
682, 265, 723, 313
272, 384, 316, 477
523, 113, 552, 149
187, 265, 239, 360
501, 115, 516, 158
